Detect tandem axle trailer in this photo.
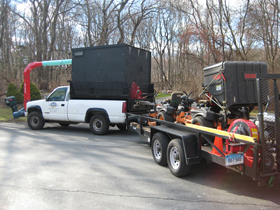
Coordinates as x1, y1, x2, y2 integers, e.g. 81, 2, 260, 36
128, 74, 280, 187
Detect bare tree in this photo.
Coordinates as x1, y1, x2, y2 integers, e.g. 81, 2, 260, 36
128, 0, 157, 45
12, 0, 74, 89
0, 0, 10, 93
249, 0, 280, 73
116, 0, 129, 44
151, 7, 173, 90
1, 0, 280, 96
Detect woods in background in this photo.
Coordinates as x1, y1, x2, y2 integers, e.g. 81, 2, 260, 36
0, 0, 279, 97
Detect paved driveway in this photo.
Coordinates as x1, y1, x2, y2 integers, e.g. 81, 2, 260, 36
0, 122, 279, 210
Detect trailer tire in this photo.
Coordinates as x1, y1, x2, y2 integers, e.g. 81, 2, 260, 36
117, 124, 127, 131
158, 111, 173, 122
167, 139, 191, 177
152, 132, 169, 166
27, 111, 45, 130
89, 114, 109, 135
192, 116, 214, 144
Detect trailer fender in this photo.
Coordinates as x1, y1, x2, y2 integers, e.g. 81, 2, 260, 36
85, 108, 110, 123
181, 134, 200, 165
150, 126, 200, 165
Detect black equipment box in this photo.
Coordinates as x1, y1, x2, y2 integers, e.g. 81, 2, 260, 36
203, 61, 267, 109
70, 44, 152, 100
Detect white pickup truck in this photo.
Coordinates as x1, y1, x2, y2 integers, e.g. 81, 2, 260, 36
25, 86, 127, 135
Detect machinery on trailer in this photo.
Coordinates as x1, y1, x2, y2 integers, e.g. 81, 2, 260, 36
191, 61, 267, 129
155, 61, 268, 143
128, 70, 280, 186
156, 90, 194, 124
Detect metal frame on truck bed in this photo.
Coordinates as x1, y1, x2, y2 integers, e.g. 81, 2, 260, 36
127, 73, 280, 187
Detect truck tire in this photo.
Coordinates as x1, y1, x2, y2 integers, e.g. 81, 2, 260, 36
167, 139, 191, 177
90, 114, 109, 135
27, 111, 45, 130
151, 132, 169, 166
192, 116, 214, 144
117, 124, 127, 131
157, 111, 173, 122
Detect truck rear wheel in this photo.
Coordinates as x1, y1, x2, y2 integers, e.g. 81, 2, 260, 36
192, 116, 214, 144
167, 139, 191, 177
90, 114, 109, 135
157, 112, 173, 122
27, 111, 45, 130
152, 132, 169, 166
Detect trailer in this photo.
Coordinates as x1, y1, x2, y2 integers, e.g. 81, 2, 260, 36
128, 73, 280, 186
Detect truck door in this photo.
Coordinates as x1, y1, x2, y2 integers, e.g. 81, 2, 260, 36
42, 87, 68, 121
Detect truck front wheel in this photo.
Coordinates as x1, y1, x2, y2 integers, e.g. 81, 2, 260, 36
90, 114, 109, 135
167, 139, 191, 177
152, 132, 169, 166
27, 111, 45, 130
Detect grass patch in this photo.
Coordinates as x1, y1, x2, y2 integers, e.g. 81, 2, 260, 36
155, 92, 171, 99
0, 108, 13, 121
0, 107, 26, 122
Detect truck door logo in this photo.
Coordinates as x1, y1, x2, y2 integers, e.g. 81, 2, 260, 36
50, 102, 57, 108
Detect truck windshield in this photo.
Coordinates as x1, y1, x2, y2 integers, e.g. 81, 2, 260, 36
47, 87, 67, 101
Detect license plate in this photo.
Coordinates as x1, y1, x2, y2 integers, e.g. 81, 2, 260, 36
225, 153, 244, 166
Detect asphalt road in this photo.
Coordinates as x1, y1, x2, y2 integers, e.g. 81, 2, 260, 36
0, 122, 279, 210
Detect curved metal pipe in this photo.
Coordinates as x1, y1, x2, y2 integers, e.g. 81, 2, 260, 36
23, 59, 72, 109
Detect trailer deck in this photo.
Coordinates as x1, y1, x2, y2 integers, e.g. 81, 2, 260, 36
129, 116, 279, 186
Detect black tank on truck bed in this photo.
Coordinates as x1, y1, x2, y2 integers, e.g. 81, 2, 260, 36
70, 44, 154, 114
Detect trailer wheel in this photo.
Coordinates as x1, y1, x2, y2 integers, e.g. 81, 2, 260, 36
27, 111, 45, 130
167, 139, 191, 177
90, 114, 109, 135
151, 132, 169, 166
59, 123, 70, 127
117, 124, 127, 131
158, 112, 173, 122
192, 116, 214, 144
